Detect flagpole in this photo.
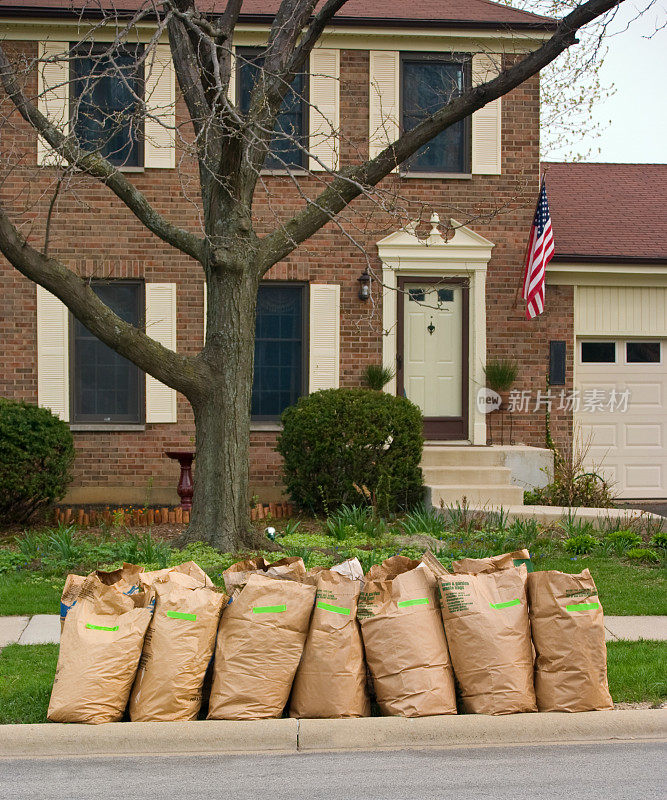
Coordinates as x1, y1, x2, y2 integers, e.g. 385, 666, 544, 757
513, 173, 546, 311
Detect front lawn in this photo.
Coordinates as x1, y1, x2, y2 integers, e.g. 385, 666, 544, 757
1, 641, 663, 724
0, 573, 65, 616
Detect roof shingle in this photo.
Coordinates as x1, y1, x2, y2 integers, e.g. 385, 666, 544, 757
542, 162, 667, 262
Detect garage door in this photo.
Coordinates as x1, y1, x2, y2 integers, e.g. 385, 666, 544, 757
576, 339, 667, 498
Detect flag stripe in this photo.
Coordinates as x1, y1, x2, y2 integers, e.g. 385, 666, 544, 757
522, 180, 554, 319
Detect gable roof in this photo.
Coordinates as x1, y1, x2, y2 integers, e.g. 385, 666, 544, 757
543, 162, 667, 263
0, 0, 556, 28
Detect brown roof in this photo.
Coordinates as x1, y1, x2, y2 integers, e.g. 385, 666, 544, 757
542, 162, 667, 263
0, 0, 555, 27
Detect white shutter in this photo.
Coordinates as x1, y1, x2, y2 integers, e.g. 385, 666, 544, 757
228, 46, 236, 105
144, 44, 176, 169
471, 53, 502, 175
145, 283, 177, 423
309, 48, 339, 171
37, 41, 69, 166
36, 286, 69, 421
309, 283, 340, 392
368, 51, 400, 160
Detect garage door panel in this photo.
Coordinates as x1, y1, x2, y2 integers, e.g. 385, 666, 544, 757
580, 423, 617, 448
624, 424, 662, 448
624, 464, 663, 491
625, 382, 662, 407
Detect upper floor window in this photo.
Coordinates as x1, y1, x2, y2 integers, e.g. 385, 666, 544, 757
252, 284, 307, 419
71, 281, 144, 423
70, 43, 143, 167
237, 48, 308, 170
401, 53, 470, 174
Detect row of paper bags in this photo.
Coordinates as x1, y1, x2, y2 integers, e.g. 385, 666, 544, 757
48, 549, 613, 724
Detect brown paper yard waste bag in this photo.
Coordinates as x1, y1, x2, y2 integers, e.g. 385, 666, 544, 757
208, 573, 316, 719
60, 563, 142, 628
290, 560, 370, 718
48, 575, 153, 724
139, 561, 214, 590
357, 555, 457, 717
527, 569, 613, 712
129, 575, 227, 721
438, 564, 537, 715
452, 549, 533, 575
222, 556, 306, 594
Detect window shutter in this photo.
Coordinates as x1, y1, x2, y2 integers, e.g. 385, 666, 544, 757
368, 51, 400, 160
308, 283, 340, 392
144, 44, 175, 169
36, 286, 69, 420
471, 53, 502, 175
309, 48, 339, 171
37, 41, 69, 166
145, 283, 177, 423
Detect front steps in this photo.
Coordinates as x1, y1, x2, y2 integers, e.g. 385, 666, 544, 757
422, 446, 525, 508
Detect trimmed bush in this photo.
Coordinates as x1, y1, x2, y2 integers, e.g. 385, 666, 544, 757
277, 388, 424, 514
0, 399, 75, 525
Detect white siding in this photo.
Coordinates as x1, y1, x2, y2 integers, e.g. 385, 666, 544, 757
576, 286, 667, 337
368, 51, 400, 159
37, 41, 69, 166
308, 283, 340, 392
145, 283, 178, 423
309, 48, 340, 171
36, 286, 69, 420
144, 44, 176, 169
471, 53, 502, 175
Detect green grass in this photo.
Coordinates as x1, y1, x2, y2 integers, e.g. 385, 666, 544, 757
606, 641, 667, 705
533, 555, 667, 615
0, 573, 65, 616
0, 641, 663, 724
0, 643, 59, 724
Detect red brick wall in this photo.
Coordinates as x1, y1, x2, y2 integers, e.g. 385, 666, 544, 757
0, 43, 572, 503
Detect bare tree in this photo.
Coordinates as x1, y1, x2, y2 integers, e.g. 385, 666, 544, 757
0, 0, 625, 549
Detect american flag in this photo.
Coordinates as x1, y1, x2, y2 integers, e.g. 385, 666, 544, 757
522, 179, 554, 319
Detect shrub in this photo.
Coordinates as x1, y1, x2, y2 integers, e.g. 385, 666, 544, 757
363, 364, 395, 391
483, 359, 518, 392
650, 533, 667, 551
603, 530, 643, 555
277, 388, 424, 515
0, 400, 75, 525
625, 547, 660, 564
563, 533, 598, 555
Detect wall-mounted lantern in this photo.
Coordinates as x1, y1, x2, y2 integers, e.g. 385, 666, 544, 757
357, 268, 371, 301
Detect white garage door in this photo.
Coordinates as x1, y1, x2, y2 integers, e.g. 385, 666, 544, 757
576, 339, 667, 498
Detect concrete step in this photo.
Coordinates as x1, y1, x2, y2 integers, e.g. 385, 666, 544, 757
421, 446, 505, 468
421, 465, 512, 486
426, 484, 525, 508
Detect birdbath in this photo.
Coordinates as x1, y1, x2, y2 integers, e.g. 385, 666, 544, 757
164, 450, 195, 511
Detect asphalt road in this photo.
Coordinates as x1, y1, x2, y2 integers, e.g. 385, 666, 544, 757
1, 741, 665, 800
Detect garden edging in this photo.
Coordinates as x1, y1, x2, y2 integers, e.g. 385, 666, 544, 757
1, 710, 665, 759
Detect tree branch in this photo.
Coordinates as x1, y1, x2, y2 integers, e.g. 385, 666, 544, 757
258, 0, 624, 269
0, 203, 209, 397
0, 43, 206, 264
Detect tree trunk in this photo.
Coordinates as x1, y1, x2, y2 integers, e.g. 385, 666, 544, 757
182, 265, 261, 551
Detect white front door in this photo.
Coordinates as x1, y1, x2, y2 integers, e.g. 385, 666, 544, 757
575, 338, 667, 498
400, 281, 466, 438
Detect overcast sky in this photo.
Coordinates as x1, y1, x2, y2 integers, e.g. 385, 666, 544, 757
548, 0, 667, 163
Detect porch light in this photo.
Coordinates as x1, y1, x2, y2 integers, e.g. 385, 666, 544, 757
357, 268, 371, 301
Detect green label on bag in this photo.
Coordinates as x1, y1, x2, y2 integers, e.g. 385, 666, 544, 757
316, 601, 351, 616
253, 604, 287, 614
398, 598, 429, 608
167, 611, 197, 621
566, 602, 599, 612
490, 599, 521, 610
86, 624, 119, 631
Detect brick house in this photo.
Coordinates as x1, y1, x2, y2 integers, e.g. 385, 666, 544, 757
2, 2, 659, 509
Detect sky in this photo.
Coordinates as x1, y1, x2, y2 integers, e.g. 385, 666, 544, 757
548, 0, 667, 163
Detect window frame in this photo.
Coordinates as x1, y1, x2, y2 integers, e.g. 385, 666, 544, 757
69, 279, 145, 425
236, 46, 310, 171
69, 42, 145, 169
580, 340, 617, 364
625, 340, 662, 365
399, 51, 472, 176
251, 281, 309, 422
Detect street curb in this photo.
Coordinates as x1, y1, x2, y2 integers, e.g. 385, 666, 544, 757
0, 710, 665, 758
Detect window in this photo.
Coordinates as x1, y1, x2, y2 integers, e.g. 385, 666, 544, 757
401, 53, 470, 174
627, 342, 661, 363
71, 43, 143, 167
237, 48, 308, 169
71, 281, 144, 423
252, 285, 306, 418
581, 341, 616, 363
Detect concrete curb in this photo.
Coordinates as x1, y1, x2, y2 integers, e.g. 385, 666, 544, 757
0, 710, 665, 759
